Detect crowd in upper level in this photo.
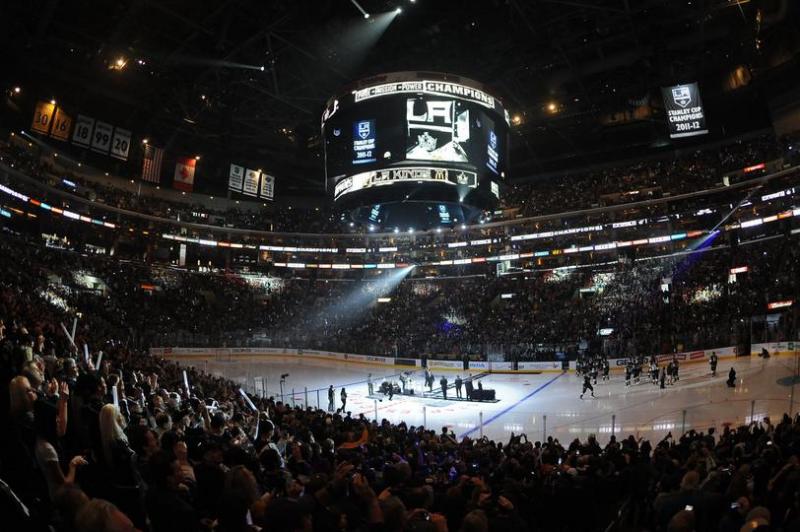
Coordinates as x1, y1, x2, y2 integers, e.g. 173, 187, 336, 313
2, 131, 798, 238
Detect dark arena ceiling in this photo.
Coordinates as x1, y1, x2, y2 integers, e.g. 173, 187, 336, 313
2, 0, 799, 197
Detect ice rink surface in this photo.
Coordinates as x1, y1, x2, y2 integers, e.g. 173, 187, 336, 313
187, 353, 799, 445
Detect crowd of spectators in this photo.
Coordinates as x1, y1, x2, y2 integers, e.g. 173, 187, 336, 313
0, 225, 796, 362
3, 131, 799, 237
4, 229, 800, 531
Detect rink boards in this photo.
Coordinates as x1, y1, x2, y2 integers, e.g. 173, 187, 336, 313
151, 340, 797, 374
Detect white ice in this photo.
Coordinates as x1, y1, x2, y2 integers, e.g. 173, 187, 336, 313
182, 354, 799, 445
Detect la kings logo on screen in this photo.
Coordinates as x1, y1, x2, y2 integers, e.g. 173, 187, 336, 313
671, 86, 692, 108
357, 121, 371, 139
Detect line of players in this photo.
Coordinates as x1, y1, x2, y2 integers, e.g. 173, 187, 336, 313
577, 351, 722, 398
366, 371, 484, 401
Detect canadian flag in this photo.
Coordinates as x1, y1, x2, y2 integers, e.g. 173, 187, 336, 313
173, 157, 196, 192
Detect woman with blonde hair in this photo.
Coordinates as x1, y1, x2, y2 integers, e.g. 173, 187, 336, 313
99, 404, 129, 467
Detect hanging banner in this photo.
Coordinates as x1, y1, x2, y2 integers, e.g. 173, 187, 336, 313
228, 164, 244, 192
72, 115, 95, 147
173, 157, 196, 192
110, 128, 132, 161
141, 144, 164, 183
661, 82, 708, 139
90, 121, 113, 154
243, 168, 260, 196
49, 108, 72, 141
31, 101, 56, 134
260, 173, 275, 200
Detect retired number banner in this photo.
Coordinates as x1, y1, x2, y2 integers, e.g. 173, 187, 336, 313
661, 82, 708, 139
49, 108, 73, 141
110, 128, 132, 161
90, 121, 114, 154
72, 115, 95, 147
31, 101, 56, 134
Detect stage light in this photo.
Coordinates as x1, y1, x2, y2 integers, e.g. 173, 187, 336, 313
408, 228, 414, 234
50, 99, 56, 105
13, 87, 21, 94
260, 65, 265, 71
547, 101, 558, 113
111, 57, 128, 71
511, 114, 522, 126
142, 138, 148, 144
394, 227, 400, 233
195, 155, 201, 160
396, 7, 403, 13
369, 225, 376, 232
461, 224, 467, 230
351, 0, 370, 18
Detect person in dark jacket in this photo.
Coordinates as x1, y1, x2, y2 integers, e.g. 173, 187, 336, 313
145, 450, 199, 532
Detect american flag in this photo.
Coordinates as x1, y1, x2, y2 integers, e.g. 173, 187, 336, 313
141, 144, 164, 183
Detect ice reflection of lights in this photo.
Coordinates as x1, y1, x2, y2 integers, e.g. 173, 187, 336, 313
652, 423, 676, 431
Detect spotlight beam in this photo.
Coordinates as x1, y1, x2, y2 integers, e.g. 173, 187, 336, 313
304, 267, 414, 332
350, 0, 370, 18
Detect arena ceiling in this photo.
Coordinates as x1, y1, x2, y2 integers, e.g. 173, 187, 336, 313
2, 0, 799, 193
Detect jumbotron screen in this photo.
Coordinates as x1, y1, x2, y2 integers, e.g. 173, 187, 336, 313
322, 72, 510, 227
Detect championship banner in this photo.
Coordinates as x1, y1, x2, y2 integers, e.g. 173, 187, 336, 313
228, 164, 244, 192
661, 82, 708, 139
49, 108, 72, 141
72, 115, 95, 147
141, 144, 164, 183
31, 101, 56, 134
259, 173, 275, 200
110, 128, 132, 161
243, 168, 260, 196
90, 121, 113, 154
173, 157, 196, 192
353, 80, 496, 109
